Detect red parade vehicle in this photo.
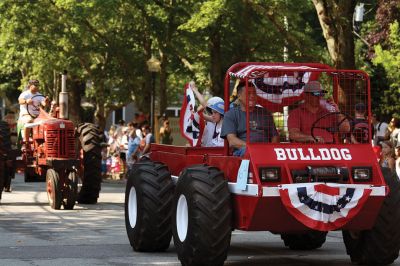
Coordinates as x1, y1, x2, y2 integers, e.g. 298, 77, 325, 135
124, 62, 400, 265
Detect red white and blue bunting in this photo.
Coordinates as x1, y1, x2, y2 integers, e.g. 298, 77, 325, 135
229, 65, 322, 112
279, 183, 372, 231
179, 82, 204, 147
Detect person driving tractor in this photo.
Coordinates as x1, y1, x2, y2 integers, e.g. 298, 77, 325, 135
17, 79, 49, 150
288, 81, 350, 143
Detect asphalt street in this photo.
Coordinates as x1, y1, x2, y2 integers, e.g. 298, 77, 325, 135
1, 173, 399, 266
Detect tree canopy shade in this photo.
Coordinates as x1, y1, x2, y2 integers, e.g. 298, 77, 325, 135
0, 0, 398, 127
372, 21, 400, 117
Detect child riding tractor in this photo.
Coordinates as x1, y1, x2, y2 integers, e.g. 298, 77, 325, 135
124, 62, 400, 265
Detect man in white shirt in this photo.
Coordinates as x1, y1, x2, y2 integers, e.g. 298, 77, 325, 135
17, 79, 49, 150
371, 113, 388, 146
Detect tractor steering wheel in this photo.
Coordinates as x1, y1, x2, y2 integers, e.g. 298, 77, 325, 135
311, 111, 353, 144
26, 94, 46, 119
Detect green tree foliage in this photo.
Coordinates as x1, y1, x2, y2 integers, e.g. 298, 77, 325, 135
178, 0, 327, 97
356, 0, 399, 118
0, 0, 334, 128
372, 21, 400, 117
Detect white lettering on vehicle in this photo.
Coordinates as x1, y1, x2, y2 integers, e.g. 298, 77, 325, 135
274, 148, 352, 161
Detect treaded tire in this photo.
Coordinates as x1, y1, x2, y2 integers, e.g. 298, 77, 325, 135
343, 167, 400, 265
280, 231, 327, 250
46, 169, 62, 210
0, 121, 12, 191
76, 123, 102, 204
0, 160, 4, 201
172, 165, 232, 266
63, 171, 78, 210
125, 160, 174, 251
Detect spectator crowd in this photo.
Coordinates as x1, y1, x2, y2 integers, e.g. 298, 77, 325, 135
101, 114, 173, 180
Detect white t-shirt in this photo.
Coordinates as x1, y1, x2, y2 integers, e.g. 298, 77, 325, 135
18, 90, 45, 117
145, 133, 154, 144
374, 122, 388, 137
202, 120, 224, 147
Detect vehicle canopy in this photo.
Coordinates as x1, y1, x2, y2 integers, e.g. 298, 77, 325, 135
224, 62, 371, 143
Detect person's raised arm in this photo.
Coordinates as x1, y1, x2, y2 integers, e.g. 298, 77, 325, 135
190, 81, 213, 122
190, 81, 207, 108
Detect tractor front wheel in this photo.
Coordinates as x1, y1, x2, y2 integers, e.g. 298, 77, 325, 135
46, 169, 62, 210
172, 165, 232, 266
125, 160, 174, 251
342, 167, 400, 265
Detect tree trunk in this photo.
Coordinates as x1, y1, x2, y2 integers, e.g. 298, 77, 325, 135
93, 81, 106, 131
94, 102, 106, 131
68, 77, 83, 125
159, 54, 167, 116
209, 24, 223, 97
312, 0, 357, 108
139, 18, 152, 116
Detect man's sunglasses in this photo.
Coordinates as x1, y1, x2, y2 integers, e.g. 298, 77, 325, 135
305, 91, 325, 97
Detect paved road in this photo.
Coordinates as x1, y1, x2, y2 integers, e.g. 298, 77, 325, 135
1, 174, 399, 266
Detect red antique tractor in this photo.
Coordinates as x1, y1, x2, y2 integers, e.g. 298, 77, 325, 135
15, 73, 102, 210
124, 62, 400, 265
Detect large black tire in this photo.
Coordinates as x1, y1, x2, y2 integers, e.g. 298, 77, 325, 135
172, 165, 232, 266
63, 171, 78, 210
46, 169, 62, 210
280, 231, 327, 250
76, 123, 102, 204
0, 121, 13, 191
343, 167, 400, 265
0, 160, 4, 201
125, 160, 174, 251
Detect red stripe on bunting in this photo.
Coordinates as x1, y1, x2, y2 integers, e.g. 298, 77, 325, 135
280, 187, 372, 231
313, 184, 340, 196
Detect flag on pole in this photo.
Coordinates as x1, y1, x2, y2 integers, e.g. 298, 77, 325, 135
180, 82, 204, 147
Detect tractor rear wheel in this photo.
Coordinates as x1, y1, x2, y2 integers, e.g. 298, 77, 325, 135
343, 167, 400, 265
125, 160, 174, 251
172, 165, 232, 266
46, 169, 62, 210
280, 231, 327, 250
0, 161, 4, 201
76, 123, 102, 204
0, 121, 13, 191
63, 171, 78, 210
